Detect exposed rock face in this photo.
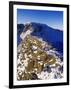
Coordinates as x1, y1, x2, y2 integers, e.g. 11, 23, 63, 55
17, 23, 63, 80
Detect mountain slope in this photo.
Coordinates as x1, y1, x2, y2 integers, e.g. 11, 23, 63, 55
17, 22, 63, 53
31, 22, 63, 53
17, 24, 24, 45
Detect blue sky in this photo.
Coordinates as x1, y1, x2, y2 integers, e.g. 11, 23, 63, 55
17, 9, 63, 30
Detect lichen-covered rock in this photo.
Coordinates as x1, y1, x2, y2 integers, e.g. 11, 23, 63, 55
17, 35, 63, 80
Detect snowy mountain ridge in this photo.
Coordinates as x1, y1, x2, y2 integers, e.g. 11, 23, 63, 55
17, 22, 63, 54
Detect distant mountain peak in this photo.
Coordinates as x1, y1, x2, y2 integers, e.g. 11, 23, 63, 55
23, 22, 62, 32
